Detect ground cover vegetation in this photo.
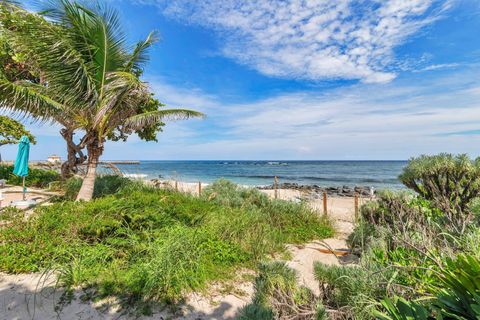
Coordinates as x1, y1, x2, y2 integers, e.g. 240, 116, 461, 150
0, 164, 59, 188
241, 153, 480, 319
0, 178, 333, 313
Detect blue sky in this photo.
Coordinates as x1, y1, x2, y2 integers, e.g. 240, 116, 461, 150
3, 0, 480, 160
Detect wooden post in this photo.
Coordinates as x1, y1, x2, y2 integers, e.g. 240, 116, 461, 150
354, 193, 359, 220
323, 191, 327, 215
198, 181, 202, 196
175, 180, 178, 192
274, 176, 278, 199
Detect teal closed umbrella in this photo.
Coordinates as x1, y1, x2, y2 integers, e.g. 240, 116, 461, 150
13, 136, 30, 201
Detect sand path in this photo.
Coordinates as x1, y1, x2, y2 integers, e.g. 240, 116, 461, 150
0, 188, 360, 319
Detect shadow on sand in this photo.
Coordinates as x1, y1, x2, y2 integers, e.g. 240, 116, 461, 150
0, 273, 243, 320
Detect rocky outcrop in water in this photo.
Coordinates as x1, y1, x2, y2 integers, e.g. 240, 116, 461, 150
257, 183, 375, 197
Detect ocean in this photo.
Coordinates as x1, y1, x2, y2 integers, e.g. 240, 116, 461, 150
115, 160, 407, 189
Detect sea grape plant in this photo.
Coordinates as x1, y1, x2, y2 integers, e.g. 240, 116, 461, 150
399, 153, 480, 234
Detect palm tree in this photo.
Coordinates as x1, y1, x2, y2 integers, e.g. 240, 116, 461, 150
0, 0, 204, 200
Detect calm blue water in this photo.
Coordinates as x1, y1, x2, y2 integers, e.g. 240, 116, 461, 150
115, 161, 407, 189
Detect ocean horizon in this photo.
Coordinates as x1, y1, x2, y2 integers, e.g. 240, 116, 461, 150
113, 160, 407, 189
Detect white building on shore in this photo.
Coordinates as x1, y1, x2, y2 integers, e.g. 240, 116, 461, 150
47, 155, 61, 163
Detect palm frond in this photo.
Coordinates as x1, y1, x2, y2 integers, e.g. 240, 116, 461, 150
0, 79, 64, 122
124, 109, 205, 130
126, 31, 159, 75
2, 4, 98, 108
93, 71, 149, 128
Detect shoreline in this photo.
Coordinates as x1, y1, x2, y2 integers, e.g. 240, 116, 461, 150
148, 178, 376, 199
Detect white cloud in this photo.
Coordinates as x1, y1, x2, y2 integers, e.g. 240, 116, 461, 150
138, 0, 452, 83
416, 63, 460, 72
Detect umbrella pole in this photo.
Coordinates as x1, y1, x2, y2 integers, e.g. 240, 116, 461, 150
22, 176, 26, 201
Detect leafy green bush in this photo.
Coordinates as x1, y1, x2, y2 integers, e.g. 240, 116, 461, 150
314, 261, 390, 319
63, 175, 135, 200
353, 191, 452, 293
360, 191, 443, 232
375, 296, 431, 320
399, 154, 480, 234
203, 179, 271, 209
0, 206, 22, 222
434, 254, 480, 318
375, 254, 480, 320
0, 182, 333, 305
347, 219, 378, 254
238, 262, 325, 320
344, 154, 480, 319
0, 164, 60, 188
469, 197, 480, 223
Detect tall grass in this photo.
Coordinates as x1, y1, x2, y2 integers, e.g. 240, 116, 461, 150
0, 180, 333, 305
238, 262, 324, 320
63, 175, 136, 200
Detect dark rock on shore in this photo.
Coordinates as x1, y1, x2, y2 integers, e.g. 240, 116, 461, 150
257, 183, 376, 197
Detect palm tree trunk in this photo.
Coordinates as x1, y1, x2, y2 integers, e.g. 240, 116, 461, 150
61, 129, 77, 179
76, 139, 103, 201
60, 129, 86, 179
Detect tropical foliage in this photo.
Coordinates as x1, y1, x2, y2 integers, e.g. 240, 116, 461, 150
241, 153, 480, 319
0, 164, 59, 188
0, 115, 36, 161
399, 153, 480, 234
238, 262, 323, 320
376, 254, 480, 320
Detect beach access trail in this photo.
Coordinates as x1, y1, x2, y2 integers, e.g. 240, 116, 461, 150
0, 182, 360, 320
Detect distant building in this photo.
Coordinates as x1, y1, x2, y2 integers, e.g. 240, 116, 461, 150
47, 155, 61, 163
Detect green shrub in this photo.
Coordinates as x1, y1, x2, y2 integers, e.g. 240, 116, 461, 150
356, 191, 455, 253
360, 191, 443, 232
460, 228, 480, 258
353, 190, 460, 293
64, 175, 135, 200
347, 219, 378, 254
374, 296, 431, 320
0, 206, 22, 222
239, 262, 325, 320
202, 179, 270, 209
237, 304, 274, 320
314, 261, 389, 318
203, 179, 333, 248
126, 226, 245, 302
399, 154, 480, 234
375, 254, 480, 320
469, 197, 480, 222
0, 164, 60, 188
434, 254, 480, 318
346, 154, 480, 319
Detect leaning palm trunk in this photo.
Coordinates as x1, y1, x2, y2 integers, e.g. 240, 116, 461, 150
60, 128, 86, 179
76, 139, 103, 201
